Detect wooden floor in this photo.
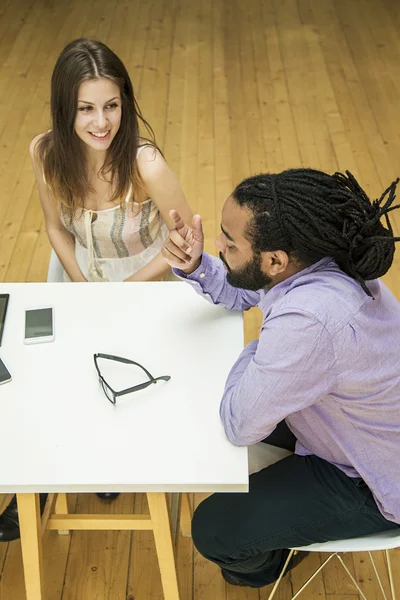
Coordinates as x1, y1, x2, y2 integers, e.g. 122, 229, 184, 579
0, 0, 399, 598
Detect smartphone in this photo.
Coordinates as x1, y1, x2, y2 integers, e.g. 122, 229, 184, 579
0, 294, 10, 346
0, 359, 11, 385
24, 307, 55, 345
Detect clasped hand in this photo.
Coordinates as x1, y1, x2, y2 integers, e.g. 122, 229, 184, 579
161, 210, 204, 274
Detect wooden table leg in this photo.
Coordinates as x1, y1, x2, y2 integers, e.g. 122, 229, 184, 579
55, 493, 69, 535
147, 492, 180, 600
179, 493, 192, 538
17, 493, 45, 600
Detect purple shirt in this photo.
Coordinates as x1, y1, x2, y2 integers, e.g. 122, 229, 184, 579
175, 253, 400, 524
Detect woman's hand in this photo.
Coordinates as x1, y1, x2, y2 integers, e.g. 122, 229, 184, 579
161, 210, 204, 274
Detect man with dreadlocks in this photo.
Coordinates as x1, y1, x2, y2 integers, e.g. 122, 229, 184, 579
162, 168, 400, 589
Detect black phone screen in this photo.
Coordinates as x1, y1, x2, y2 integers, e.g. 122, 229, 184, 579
0, 294, 10, 346
25, 308, 53, 339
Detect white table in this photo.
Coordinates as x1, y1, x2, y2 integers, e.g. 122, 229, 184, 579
0, 282, 248, 599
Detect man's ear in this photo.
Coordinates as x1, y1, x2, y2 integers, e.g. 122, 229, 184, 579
260, 250, 290, 276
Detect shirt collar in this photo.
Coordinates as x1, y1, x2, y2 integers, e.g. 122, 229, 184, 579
259, 257, 338, 304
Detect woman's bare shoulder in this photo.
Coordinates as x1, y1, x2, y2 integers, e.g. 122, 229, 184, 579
29, 131, 49, 162
136, 143, 166, 178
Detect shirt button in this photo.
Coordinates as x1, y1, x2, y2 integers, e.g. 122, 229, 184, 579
199, 273, 206, 278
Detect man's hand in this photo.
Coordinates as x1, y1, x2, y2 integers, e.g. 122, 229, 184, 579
162, 210, 204, 274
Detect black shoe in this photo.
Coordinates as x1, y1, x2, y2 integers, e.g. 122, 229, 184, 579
96, 493, 120, 501
0, 494, 48, 543
221, 569, 248, 587
221, 551, 310, 588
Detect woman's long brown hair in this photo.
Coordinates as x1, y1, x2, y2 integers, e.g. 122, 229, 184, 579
35, 38, 157, 216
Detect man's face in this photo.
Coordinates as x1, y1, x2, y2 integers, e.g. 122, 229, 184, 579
215, 195, 272, 291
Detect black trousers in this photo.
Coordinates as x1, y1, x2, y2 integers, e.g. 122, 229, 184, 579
191, 421, 399, 588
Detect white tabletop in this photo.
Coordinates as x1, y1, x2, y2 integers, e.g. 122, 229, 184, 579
0, 282, 248, 493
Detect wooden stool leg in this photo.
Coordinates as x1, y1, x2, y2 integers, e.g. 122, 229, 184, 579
180, 493, 192, 538
55, 493, 69, 535
17, 493, 45, 600
147, 492, 180, 600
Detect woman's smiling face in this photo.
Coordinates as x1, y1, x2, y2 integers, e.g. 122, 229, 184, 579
74, 78, 122, 152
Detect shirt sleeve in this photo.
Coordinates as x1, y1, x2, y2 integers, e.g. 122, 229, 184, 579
219, 309, 337, 445
173, 253, 261, 311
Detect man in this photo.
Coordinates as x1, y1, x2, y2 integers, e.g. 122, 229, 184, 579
161, 168, 400, 588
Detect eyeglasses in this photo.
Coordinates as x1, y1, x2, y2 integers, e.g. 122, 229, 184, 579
93, 353, 171, 405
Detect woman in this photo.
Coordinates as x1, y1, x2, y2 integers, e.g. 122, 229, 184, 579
30, 38, 193, 283
27, 38, 193, 508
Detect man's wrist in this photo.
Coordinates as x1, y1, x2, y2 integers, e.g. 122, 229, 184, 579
180, 256, 202, 275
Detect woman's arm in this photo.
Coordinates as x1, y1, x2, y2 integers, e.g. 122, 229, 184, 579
30, 134, 87, 282
124, 252, 171, 282
124, 146, 193, 282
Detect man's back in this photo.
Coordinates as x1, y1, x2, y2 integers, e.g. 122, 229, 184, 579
258, 258, 400, 523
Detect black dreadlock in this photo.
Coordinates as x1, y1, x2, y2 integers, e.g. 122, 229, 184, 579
232, 169, 400, 296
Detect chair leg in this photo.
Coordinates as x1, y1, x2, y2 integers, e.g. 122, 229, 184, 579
289, 553, 336, 600
40, 493, 56, 536
180, 493, 192, 538
269, 548, 396, 600
54, 493, 70, 535
336, 554, 369, 600
169, 493, 180, 546
385, 549, 397, 600
368, 551, 389, 600
266, 549, 295, 600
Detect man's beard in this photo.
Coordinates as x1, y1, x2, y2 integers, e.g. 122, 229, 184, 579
219, 252, 272, 291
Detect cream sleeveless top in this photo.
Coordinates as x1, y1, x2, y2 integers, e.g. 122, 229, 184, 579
58, 147, 170, 282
